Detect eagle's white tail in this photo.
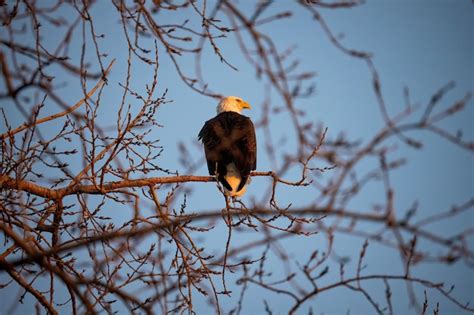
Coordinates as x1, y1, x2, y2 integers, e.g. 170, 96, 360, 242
224, 163, 247, 197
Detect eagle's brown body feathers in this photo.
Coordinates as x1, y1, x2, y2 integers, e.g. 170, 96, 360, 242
198, 111, 257, 196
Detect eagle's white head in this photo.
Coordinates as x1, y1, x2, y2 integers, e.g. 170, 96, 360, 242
217, 96, 251, 114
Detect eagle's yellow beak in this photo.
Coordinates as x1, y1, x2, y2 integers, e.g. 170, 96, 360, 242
241, 102, 251, 110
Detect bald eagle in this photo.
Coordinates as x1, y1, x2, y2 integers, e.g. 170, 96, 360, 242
198, 96, 257, 197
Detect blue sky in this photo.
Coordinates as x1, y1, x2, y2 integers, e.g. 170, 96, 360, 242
1, 0, 472, 314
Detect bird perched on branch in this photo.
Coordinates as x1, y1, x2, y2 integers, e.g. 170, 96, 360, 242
198, 96, 257, 197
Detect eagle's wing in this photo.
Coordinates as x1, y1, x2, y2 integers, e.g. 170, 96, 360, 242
229, 115, 256, 191
198, 117, 222, 176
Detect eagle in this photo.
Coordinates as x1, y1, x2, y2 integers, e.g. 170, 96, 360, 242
198, 96, 257, 197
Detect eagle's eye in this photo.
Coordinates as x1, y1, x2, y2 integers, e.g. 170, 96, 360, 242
236, 99, 242, 103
